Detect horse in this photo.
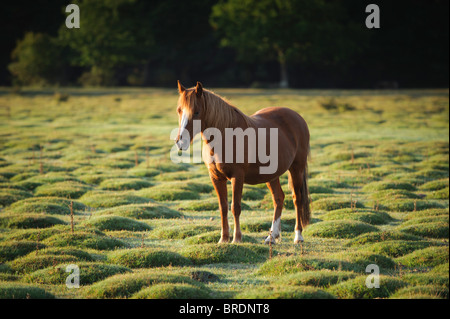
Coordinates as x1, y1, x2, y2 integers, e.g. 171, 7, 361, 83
174, 81, 310, 244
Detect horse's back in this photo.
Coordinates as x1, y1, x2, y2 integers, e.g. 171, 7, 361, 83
251, 107, 309, 140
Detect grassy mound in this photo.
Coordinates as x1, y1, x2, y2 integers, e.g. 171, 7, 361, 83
430, 263, 449, 274
390, 285, 448, 299
84, 271, 201, 298
0, 282, 55, 299
108, 248, 192, 268
397, 221, 449, 239
328, 275, 407, 299
0, 213, 66, 229
0, 241, 43, 262
99, 178, 153, 190
7, 197, 88, 214
0, 188, 33, 206
376, 199, 444, 212
361, 240, 438, 257
257, 256, 352, 276
362, 181, 416, 192
150, 225, 218, 239
236, 285, 335, 299
347, 231, 422, 246
42, 230, 127, 250
367, 189, 422, 201
178, 198, 219, 211
303, 220, 378, 239
312, 197, 365, 211
181, 243, 269, 265
95, 203, 183, 219
10, 254, 81, 274
419, 178, 449, 191
402, 273, 449, 289
4, 225, 67, 241
24, 262, 131, 285
131, 283, 212, 299
321, 209, 393, 225
16, 173, 79, 190
34, 181, 92, 199
395, 246, 449, 268
426, 187, 449, 200
9, 247, 94, 273
136, 184, 200, 201
330, 251, 397, 271
79, 191, 149, 208
278, 270, 357, 288
83, 215, 151, 231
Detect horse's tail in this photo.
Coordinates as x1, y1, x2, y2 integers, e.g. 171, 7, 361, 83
300, 159, 311, 229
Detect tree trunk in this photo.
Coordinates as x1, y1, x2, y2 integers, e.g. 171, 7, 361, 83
278, 50, 289, 88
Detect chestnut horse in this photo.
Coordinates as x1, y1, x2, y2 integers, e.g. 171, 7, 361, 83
175, 81, 310, 244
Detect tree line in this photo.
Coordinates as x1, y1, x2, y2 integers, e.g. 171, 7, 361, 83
1, 0, 448, 88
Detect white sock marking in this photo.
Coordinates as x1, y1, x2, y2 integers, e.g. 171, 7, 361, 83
294, 230, 304, 243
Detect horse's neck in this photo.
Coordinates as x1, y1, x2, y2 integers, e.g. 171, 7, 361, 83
205, 94, 253, 131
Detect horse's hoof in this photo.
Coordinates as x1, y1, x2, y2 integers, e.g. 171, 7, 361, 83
264, 236, 276, 245
218, 238, 230, 244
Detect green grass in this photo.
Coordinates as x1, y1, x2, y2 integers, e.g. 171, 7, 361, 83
94, 203, 183, 219
0, 282, 55, 299
303, 220, 378, 239
0, 213, 66, 229
79, 191, 150, 208
321, 209, 393, 225
277, 270, 357, 287
236, 285, 336, 299
0, 240, 42, 262
82, 215, 151, 231
24, 262, 131, 285
0, 88, 448, 299
328, 275, 408, 299
107, 248, 192, 268
181, 243, 269, 265
131, 283, 212, 299
42, 229, 128, 250
34, 181, 92, 198
99, 178, 153, 191
83, 270, 202, 298
395, 246, 449, 268
149, 225, 218, 239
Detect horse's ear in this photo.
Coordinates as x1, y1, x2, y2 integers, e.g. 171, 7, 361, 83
177, 80, 186, 94
195, 81, 203, 97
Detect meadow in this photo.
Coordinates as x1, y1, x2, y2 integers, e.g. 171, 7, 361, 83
0, 87, 448, 299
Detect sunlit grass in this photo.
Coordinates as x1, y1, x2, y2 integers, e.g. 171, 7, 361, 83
0, 88, 448, 299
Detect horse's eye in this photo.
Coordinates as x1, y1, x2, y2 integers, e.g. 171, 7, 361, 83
194, 112, 199, 116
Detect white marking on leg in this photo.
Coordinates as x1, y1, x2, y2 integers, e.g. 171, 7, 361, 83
294, 230, 304, 244
264, 218, 281, 244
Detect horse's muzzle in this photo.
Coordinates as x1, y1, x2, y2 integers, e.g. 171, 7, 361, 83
175, 138, 189, 151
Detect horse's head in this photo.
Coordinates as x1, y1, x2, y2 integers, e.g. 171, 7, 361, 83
175, 80, 205, 150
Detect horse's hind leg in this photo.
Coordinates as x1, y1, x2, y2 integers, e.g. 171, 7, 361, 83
288, 162, 311, 244
264, 178, 285, 244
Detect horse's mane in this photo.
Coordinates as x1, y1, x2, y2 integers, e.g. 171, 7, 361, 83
201, 89, 254, 131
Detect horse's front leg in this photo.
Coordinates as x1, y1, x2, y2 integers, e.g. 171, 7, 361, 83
211, 176, 229, 243
231, 176, 244, 243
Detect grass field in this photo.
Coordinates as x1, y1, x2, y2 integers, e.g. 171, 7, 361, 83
0, 87, 448, 299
